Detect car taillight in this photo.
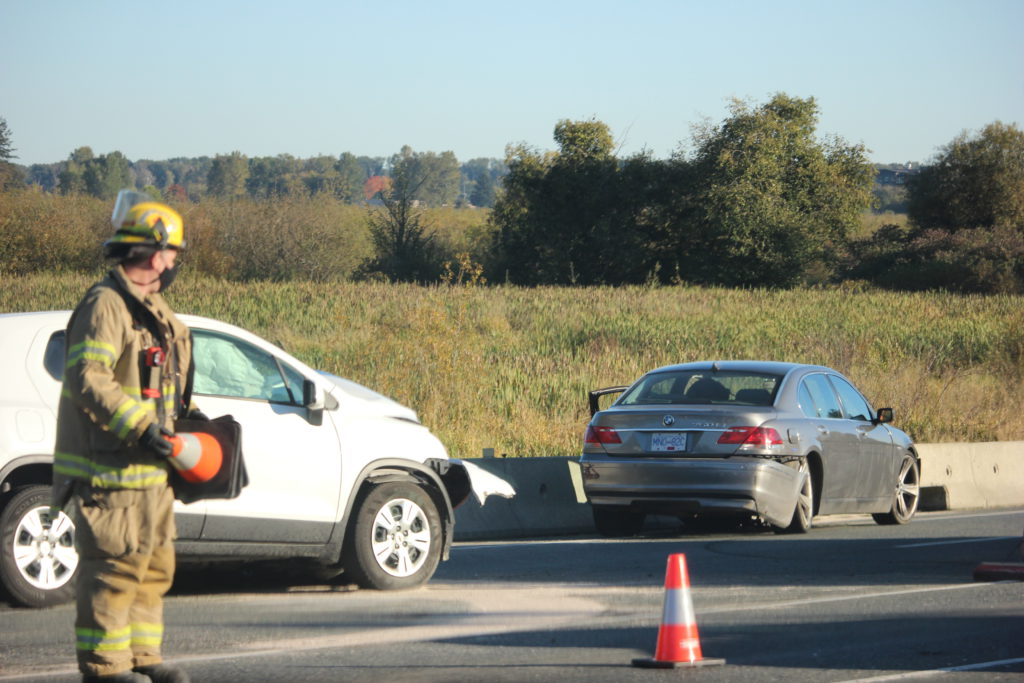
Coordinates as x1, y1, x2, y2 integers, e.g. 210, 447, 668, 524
584, 426, 622, 445
717, 426, 784, 447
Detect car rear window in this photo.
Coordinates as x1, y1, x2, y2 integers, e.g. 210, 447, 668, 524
617, 370, 780, 406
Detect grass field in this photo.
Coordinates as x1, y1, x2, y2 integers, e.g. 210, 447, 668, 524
2, 272, 1021, 457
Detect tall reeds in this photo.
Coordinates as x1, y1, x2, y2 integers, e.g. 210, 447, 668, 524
3, 273, 1020, 457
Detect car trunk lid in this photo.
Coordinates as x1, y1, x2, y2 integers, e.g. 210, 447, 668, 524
588, 405, 778, 456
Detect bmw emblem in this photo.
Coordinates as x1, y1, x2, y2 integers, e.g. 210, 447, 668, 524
663, 415, 675, 426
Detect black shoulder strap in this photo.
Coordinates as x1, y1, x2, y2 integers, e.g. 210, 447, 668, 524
110, 281, 161, 340
109, 282, 181, 420
180, 330, 195, 414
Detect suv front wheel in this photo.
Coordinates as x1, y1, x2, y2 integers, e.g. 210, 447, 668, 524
0, 485, 79, 607
342, 481, 442, 590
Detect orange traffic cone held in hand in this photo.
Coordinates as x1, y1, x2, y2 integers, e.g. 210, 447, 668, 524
632, 553, 725, 669
166, 432, 223, 483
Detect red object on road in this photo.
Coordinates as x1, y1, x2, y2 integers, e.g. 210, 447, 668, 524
973, 562, 1024, 582
632, 553, 725, 669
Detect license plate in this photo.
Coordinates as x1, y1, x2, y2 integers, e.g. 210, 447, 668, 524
651, 432, 687, 452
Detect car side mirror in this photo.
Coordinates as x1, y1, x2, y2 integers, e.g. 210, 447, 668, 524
303, 379, 320, 407
874, 407, 893, 425
303, 379, 325, 425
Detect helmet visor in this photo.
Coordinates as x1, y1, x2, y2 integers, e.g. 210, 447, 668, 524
111, 189, 154, 229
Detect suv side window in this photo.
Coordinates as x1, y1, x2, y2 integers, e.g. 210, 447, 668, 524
192, 329, 304, 404
44, 331, 66, 381
801, 374, 843, 419
830, 376, 872, 422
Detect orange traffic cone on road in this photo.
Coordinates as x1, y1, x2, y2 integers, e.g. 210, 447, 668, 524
632, 553, 725, 669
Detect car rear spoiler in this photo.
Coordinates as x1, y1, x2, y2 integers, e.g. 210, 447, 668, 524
588, 386, 629, 417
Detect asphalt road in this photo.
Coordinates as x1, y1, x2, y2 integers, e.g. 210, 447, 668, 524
2, 509, 1022, 682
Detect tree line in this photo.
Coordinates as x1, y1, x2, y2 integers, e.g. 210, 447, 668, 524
8, 137, 506, 209
2, 95, 1022, 292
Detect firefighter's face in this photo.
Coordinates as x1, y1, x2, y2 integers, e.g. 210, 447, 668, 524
156, 249, 180, 292
159, 249, 178, 271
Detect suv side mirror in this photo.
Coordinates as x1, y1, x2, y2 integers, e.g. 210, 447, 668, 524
874, 407, 893, 424
303, 379, 326, 426
303, 378, 322, 409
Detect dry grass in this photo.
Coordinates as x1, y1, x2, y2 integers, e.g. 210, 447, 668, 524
3, 273, 1021, 457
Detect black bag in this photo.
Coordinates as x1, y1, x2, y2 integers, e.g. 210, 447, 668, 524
170, 414, 249, 504
112, 285, 250, 504
169, 333, 249, 504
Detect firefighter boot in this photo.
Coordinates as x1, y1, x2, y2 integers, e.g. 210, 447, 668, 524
82, 672, 150, 682
133, 664, 190, 683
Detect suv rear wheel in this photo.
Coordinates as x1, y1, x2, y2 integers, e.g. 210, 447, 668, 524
1, 485, 78, 607
342, 481, 442, 590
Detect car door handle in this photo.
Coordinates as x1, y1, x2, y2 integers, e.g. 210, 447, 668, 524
817, 426, 830, 437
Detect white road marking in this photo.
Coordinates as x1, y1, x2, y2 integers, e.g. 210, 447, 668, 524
700, 581, 994, 615
840, 656, 1024, 681
907, 510, 1024, 522
895, 536, 1018, 548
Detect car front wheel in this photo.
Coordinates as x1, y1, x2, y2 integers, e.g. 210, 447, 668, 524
873, 453, 920, 525
342, 481, 442, 590
0, 485, 79, 607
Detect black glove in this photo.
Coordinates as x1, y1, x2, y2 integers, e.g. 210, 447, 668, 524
185, 409, 210, 421
140, 423, 174, 458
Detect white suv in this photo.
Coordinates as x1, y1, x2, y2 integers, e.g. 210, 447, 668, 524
0, 311, 510, 607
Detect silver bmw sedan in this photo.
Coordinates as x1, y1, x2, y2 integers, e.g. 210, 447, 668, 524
580, 361, 920, 536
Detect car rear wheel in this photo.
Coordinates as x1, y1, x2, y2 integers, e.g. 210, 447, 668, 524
342, 481, 442, 590
0, 485, 79, 607
592, 505, 645, 537
774, 460, 814, 534
873, 453, 920, 525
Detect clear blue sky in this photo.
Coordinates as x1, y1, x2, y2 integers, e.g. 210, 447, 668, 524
2, 0, 1021, 167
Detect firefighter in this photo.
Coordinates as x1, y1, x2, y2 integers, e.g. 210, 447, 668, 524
53, 190, 199, 683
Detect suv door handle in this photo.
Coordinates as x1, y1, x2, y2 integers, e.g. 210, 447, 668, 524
817, 426, 830, 437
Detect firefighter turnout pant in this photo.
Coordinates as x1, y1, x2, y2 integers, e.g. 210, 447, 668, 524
72, 483, 176, 677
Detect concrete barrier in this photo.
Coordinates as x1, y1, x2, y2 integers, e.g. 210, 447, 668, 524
453, 457, 594, 541
918, 441, 1024, 510
453, 442, 1024, 541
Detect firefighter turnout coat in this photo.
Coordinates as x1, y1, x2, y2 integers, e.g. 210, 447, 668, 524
53, 265, 194, 501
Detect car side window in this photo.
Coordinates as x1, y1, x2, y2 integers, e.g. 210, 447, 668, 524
830, 376, 872, 422
44, 331, 66, 381
797, 382, 818, 418
192, 329, 304, 404
801, 374, 843, 419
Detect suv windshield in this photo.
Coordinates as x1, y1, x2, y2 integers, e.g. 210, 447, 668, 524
618, 370, 781, 406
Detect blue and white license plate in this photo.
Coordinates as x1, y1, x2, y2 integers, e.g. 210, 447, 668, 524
651, 432, 687, 452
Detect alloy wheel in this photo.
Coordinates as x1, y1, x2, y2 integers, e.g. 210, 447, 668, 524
894, 456, 920, 521
13, 503, 78, 591
370, 497, 431, 578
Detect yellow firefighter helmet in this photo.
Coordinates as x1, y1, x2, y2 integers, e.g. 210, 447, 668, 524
106, 189, 185, 250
